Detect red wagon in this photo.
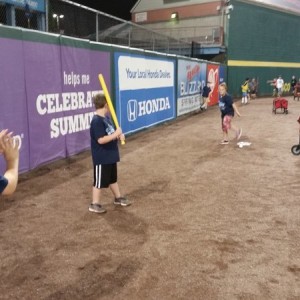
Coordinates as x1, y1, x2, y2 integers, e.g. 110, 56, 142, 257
272, 98, 288, 114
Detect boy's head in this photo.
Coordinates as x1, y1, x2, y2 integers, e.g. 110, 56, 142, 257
93, 93, 107, 109
219, 82, 227, 96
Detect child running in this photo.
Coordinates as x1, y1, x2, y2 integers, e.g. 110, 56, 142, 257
89, 93, 130, 214
219, 82, 242, 145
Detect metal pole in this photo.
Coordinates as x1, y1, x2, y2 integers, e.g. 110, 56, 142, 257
167, 38, 169, 54
45, 0, 49, 32
128, 26, 131, 47
96, 13, 99, 42
152, 33, 155, 51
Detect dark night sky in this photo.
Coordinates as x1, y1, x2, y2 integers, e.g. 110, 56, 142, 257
74, 0, 138, 20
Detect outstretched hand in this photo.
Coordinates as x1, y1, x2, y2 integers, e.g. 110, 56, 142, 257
0, 130, 19, 161
0, 129, 13, 154
0, 129, 19, 196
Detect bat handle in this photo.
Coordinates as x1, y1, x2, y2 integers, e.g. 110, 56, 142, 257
119, 132, 125, 145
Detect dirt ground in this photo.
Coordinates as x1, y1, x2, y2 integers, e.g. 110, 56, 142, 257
1, 96, 300, 300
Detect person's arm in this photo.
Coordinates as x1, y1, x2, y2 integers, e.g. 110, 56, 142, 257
0, 130, 19, 195
0, 129, 12, 153
233, 103, 241, 117
98, 127, 122, 144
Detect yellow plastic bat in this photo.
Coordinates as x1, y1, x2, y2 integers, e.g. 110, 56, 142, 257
98, 74, 125, 145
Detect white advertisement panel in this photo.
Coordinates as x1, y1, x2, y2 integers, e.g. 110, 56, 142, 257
115, 53, 176, 134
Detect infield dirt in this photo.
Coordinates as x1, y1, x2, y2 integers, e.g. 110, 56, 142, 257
1, 96, 300, 300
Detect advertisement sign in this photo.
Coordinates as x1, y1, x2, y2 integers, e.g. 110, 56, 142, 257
23, 40, 108, 169
60, 44, 107, 156
115, 53, 176, 134
207, 64, 220, 106
0, 38, 29, 173
177, 59, 201, 116
24, 41, 66, 169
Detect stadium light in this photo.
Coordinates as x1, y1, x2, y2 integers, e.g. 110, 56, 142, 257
170, 12, 179, 20
53, 14, 64, 32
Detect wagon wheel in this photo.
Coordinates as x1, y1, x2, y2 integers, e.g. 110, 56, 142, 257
291, 145, 300, 155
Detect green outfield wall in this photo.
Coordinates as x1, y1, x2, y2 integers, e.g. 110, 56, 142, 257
226, 0, 300, 97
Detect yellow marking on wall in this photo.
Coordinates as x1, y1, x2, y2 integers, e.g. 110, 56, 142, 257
228, 60, 300, 68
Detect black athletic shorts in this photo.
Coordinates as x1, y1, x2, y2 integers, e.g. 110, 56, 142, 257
93, 163, 117, 188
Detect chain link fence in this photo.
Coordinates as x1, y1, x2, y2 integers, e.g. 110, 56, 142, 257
0, 2, 39, 29
48, 0, 191, 55
0, 3, 6, 25
0, 0, 192, 56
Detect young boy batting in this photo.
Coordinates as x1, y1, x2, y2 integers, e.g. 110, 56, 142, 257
89, 93, 130, 214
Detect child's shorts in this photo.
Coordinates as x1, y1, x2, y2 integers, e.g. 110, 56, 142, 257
93, 163, 117, 189
242, 92, 248, 97
222, 115, 232, 132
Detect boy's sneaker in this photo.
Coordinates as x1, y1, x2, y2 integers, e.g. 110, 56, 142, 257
89, 203, 107, 214
236, 128, 243, 140
114, 197, 131, 207
220, 140, 229, 145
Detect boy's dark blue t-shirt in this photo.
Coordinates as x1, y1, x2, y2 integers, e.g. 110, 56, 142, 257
90, 115, 120, 165
0, 175, 8, 194
219, 93, 234, 117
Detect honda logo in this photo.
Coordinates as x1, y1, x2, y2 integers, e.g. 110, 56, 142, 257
127, 99, 138, 122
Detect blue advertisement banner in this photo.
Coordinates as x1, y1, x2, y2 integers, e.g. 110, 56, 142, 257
115, 53, 176, 134
118, 88, 174, 134
2, 0, 45, 12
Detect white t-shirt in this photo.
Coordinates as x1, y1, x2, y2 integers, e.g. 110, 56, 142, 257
276, 78, 284, 89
